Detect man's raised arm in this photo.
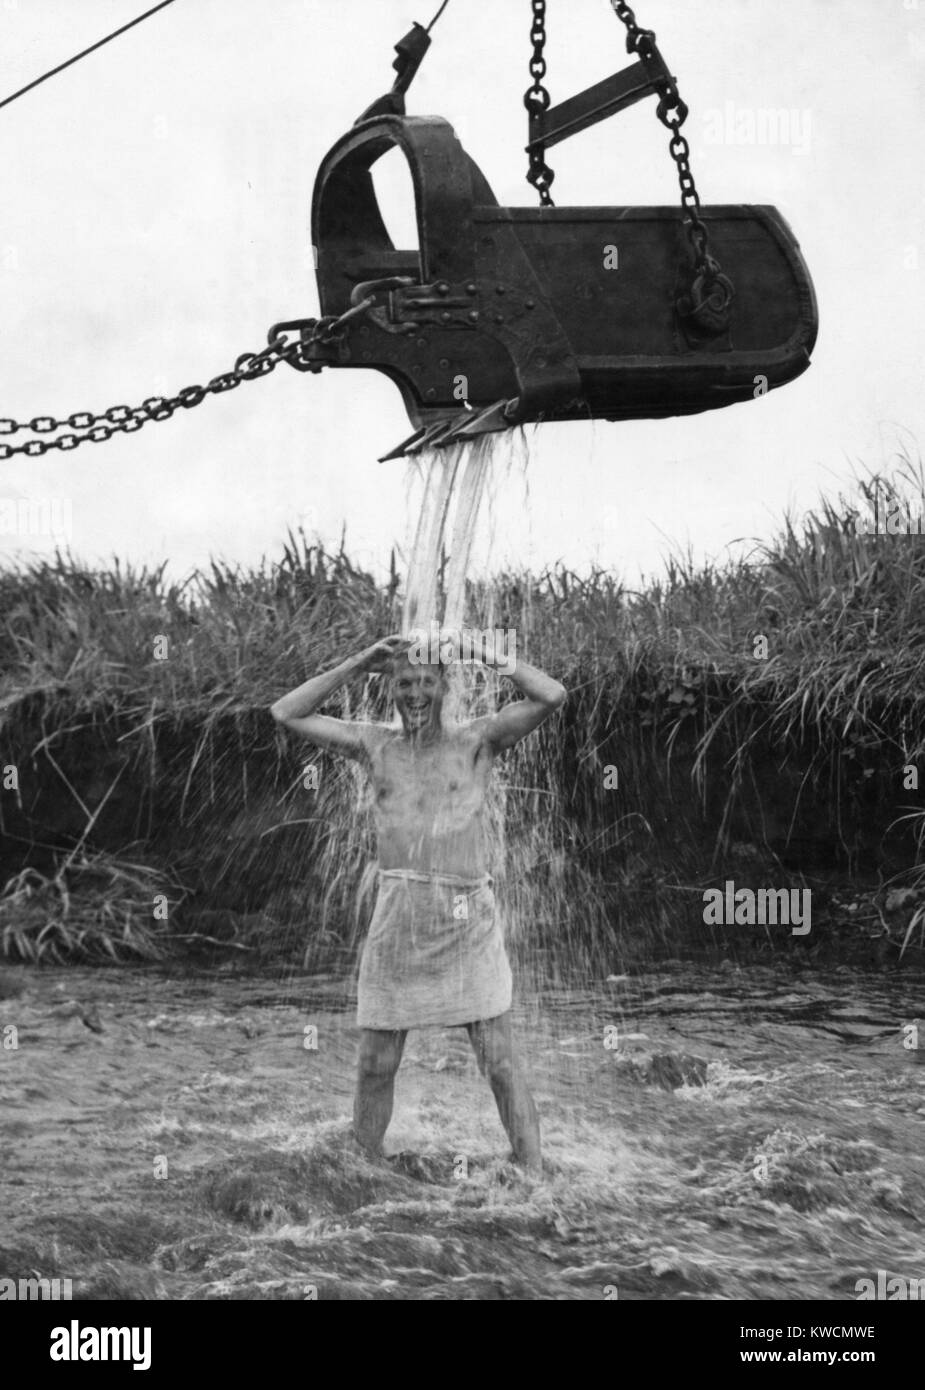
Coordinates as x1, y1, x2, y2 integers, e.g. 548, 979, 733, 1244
471, 635, 567, 751
270, 635, 408, 758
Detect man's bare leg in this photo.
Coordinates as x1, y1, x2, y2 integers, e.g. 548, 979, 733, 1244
354, 1028, 406, 1158
467, 1013, 542, 1172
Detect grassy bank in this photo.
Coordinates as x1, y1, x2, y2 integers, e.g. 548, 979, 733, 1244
2, 457, 925, 973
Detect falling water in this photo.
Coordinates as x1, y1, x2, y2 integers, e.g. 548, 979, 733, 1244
312, 433, 510, 952
309, 428, 611, 992
394, 431, 600, 991
401, 434, 499, 638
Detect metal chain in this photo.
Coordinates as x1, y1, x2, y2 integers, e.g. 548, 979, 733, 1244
609, 0, 712, 273
524, 0, 555, 207
609, 0, 653, 54
0, 332, 310, 462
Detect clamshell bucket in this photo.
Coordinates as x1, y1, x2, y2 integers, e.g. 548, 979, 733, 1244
277, 21, 817, 458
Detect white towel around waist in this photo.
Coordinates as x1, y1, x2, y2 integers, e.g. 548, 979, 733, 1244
356, 868, 512, 1030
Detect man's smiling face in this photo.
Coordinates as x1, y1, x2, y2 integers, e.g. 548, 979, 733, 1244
389, 656, 447, 737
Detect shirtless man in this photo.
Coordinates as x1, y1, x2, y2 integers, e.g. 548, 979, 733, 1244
270, 633, 566, 1171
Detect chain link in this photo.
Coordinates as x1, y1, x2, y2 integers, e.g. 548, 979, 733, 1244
524, 0, 555, 207
609, 0, 654, 54
0, 334, 302, 461
0, 298, 379, 462
609, 0, 712, 274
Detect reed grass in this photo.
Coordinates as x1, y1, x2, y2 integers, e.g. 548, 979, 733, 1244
0, 851, 176, 963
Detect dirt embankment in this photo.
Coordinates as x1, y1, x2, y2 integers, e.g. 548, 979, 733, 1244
2, 690, 924, 969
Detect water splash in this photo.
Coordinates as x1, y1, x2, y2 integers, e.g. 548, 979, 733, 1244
310, 434, 613, 994
391, 433, 616, 991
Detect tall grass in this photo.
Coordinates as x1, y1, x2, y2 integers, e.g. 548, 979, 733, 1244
0, 852, 176, 963
2, 454, 925, 967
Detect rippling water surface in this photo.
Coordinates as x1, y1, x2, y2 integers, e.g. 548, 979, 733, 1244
2, 962, 923, 1300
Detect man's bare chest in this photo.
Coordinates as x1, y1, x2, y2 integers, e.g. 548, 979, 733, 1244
371, 737, 489, 816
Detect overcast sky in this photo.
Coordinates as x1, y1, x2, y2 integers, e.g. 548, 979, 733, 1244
1, 0, 923, 583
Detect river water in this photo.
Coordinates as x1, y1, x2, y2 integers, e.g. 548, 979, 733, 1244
2, 960, 923, 1300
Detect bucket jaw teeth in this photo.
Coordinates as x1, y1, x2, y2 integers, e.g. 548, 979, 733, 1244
377, 419, 452, 462
377, 425, 425, 462
377, 401, 515, 460
444, 399, 515, 440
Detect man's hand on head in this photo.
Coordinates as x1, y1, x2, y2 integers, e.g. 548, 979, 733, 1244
362, 635, 411, 674
270, 638, 405, 758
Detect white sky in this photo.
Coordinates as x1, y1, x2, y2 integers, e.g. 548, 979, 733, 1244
1, 0, 923, 583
